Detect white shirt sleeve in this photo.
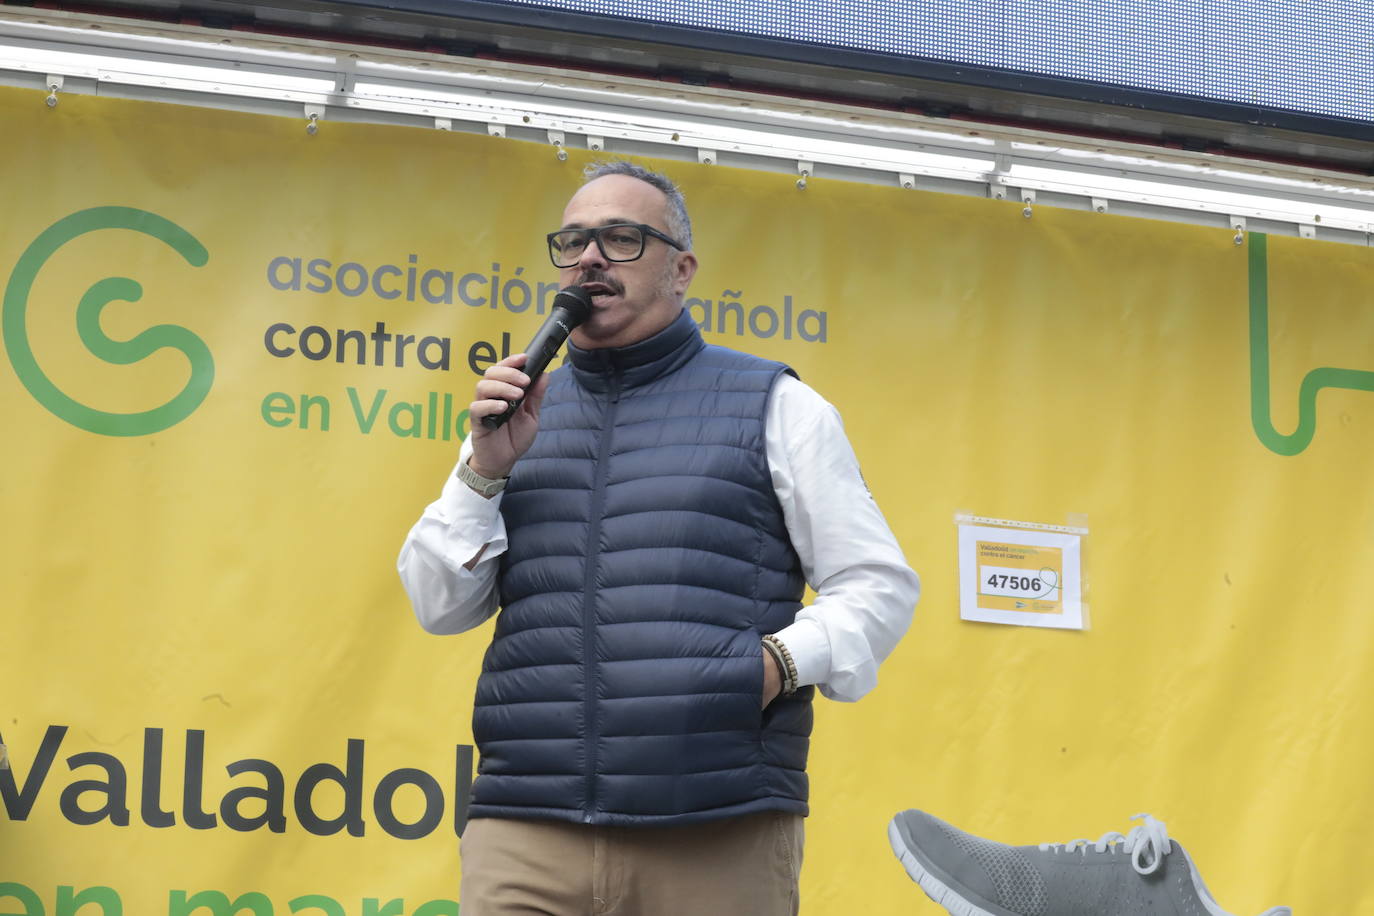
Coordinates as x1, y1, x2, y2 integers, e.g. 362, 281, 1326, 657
765, 374, 920, 702
396, 435, 508, 634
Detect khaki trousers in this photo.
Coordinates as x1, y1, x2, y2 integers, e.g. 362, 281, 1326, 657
458, 811, 804, 916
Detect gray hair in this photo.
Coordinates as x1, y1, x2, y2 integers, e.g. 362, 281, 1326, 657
582, 160, 693, 251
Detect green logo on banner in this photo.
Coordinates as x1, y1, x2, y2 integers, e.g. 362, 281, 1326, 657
4, 207, 213, 436
1248, 232, 1374, 456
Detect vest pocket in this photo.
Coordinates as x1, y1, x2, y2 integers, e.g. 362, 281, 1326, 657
752, 637, 774, 714
751, 635, 771, 725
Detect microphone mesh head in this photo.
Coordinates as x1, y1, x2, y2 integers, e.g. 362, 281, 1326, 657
554, 285, 594, 325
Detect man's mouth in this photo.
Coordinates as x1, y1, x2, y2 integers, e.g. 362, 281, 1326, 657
580, 283, 618, 298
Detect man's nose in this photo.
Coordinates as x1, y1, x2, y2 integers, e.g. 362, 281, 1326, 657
576, 235, 609, 270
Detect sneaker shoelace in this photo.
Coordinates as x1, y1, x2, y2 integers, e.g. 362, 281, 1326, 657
1037, 813, 1174, 875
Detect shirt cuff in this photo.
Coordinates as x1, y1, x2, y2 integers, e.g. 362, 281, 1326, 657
433, 469, 507, 573
772, 617, 830, 690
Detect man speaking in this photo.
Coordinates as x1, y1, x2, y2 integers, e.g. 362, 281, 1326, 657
398, 161, 919, 914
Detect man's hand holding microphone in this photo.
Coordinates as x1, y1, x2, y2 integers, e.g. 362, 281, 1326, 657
464, 285, 593, 490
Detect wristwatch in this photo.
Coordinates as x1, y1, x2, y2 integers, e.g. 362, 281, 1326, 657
457, 458, 508, 497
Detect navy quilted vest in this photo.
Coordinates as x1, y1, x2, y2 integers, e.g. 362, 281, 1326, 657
470, 308, 812, 826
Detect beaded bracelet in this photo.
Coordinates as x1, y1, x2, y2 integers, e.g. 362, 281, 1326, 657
761, 634, 799, 695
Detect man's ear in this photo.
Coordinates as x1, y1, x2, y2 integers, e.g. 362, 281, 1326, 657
673, 250, 699, 296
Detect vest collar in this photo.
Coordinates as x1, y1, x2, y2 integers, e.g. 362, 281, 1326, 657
567, 308, 705, 393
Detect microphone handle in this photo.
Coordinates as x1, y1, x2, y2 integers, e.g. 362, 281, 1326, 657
480, 309, 576, 430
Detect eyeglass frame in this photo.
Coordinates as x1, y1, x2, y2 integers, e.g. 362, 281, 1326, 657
546, 222, 686, 268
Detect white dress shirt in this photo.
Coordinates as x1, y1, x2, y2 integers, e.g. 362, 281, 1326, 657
397, 373, 919, 702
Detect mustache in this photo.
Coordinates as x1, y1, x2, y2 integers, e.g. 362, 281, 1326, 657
573, 269, 624, 296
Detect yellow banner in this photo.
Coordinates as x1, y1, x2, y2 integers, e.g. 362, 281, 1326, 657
2, 86, 1372, 915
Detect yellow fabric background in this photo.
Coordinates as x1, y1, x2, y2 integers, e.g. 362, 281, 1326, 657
2, 86, 1371, 914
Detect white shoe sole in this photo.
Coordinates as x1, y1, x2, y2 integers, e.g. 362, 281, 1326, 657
887, 818, 1000, 916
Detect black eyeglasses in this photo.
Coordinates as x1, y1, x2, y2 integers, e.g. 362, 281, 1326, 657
547, 223, 685, 268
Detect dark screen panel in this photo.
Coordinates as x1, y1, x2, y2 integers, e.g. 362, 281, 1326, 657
471, 0, 1372, 126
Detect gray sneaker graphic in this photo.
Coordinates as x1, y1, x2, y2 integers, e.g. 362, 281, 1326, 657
888, 810, 1292, 916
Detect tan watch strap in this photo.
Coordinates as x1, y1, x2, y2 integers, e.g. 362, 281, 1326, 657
457, 458, 508, 497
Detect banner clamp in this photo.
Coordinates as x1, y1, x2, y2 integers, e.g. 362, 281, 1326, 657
548, 129, 567, 161
304, 104, 324, 135
45, 74, 62, 108
796, 160, 812, 190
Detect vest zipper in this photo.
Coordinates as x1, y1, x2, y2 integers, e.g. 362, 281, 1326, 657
581, 368, 620, 822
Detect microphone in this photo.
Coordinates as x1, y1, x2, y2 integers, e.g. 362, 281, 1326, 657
481, 285, 593, 430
